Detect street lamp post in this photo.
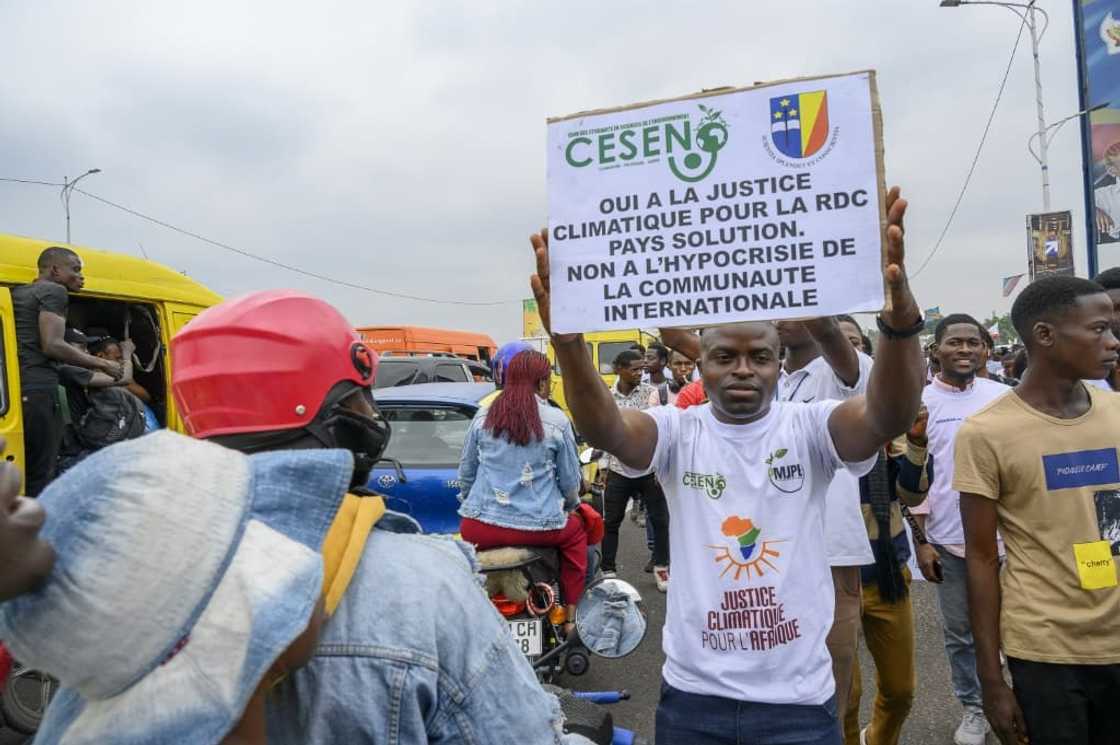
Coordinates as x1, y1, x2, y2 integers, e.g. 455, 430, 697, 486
941, 0, 1051, 209
1029, 102, 1109, 166
61, 168, 101, 244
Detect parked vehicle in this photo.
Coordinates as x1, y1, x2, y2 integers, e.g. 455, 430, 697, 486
0, 234, 222, 484
374, 355, 491, 388
526, 330, 661, 412
357, 325, 496, 362
369, 382, 494, 533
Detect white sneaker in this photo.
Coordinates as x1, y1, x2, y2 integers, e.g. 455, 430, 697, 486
654, 566, 670, 592
859, 726, 868, 745
954, 707, 990, 745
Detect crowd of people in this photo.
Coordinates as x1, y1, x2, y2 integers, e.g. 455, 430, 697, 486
0, 182, 1118, 745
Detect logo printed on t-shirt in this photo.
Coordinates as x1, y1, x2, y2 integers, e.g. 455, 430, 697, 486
707, 515, 787, 580
765, 449, 805, 493
702, 515, 802, 654
683, 471, 727, 499
1042, 448, 1120, 491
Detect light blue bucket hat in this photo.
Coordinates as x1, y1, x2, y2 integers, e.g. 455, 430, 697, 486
0, 430, 353, 744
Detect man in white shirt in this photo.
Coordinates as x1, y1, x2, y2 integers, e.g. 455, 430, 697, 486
910, 313, 1009, 745
530, 187, 924, 744
663, 320, 875, 717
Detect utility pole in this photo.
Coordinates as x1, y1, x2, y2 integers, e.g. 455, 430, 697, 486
61, 168, 101, 243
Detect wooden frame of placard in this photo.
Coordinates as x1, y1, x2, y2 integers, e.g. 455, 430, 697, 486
547, 69, 890, 323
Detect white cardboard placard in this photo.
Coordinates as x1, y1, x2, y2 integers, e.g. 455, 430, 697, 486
546, 70, 887, 333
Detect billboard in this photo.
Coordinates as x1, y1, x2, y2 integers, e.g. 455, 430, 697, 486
1075, 0, 1120, 275
522, 298, 546, 338
1026, 211, 1076, 280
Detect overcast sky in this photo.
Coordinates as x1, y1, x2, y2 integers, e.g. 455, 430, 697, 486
0, 1, 1101, 341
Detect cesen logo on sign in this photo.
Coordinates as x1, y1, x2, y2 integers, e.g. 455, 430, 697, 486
564, 104, 730, 183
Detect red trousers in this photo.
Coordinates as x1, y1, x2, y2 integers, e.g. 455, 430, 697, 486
460, 514, 588, 603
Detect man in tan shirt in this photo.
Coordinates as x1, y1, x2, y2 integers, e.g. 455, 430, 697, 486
956, 275, 1120, 745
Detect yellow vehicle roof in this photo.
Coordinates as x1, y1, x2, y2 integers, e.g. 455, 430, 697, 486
0, 233, 222, 306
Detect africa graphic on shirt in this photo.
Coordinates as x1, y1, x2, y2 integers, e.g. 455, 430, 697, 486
708, 515, 786, 579
702, 515, 802, 653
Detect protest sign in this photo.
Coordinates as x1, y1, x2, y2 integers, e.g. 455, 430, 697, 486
546, 70, 887, 334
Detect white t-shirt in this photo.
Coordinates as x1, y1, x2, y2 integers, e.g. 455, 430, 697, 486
911, 376, 1010, 547
778, 352, 875, 566
621, 402, 876, 705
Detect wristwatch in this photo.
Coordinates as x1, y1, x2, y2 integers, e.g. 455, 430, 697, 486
876, 313, 925, 340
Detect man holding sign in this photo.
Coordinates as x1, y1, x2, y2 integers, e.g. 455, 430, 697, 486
529, 183, 924, 743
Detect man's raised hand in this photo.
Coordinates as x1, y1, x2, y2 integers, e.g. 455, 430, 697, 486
529, 228, 579, 343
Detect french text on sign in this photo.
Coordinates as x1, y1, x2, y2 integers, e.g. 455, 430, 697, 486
547, 70, 885, 333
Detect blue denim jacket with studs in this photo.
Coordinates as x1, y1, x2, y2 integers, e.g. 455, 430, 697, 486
457, 397, 582, 531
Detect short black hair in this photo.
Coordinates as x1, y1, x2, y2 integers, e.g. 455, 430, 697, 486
1092, 266, 1120, 291
979, 326, 994, 350
834, 314, 859, 329
613, 349, 644, 369
648, 342, 669, 364
934, 313, 983, 344
88, 335, 119, 355
860, 335, 873, 356
1011, 275, 1108, 346
37, 246, 78, 271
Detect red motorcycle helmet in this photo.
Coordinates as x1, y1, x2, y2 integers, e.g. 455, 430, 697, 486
171, 290, 379, 439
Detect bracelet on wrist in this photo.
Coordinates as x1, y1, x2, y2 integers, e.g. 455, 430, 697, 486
876, 313, 925, 340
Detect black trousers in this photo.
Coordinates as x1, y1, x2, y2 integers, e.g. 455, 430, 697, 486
1008, 657, 1120, 745
21, 388, 63, 497
602, 471, 669, 570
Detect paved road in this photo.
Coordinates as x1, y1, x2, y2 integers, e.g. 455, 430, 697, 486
575, 515, 994, 744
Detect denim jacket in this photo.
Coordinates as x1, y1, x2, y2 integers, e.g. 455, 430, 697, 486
457, 397, 582, 531
266, 512, 594, 744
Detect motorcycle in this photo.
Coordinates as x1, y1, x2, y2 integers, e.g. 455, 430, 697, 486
476, 542, 647, 684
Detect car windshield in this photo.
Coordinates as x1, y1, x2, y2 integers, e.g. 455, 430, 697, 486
374, 361, 420, 388
380, 405, 473, 466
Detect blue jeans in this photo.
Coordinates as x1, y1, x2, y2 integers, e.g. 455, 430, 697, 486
932, 547, 982, 709
655, 680, 841, 745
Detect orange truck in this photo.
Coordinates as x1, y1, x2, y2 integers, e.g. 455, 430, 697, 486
356, 325, 497, 363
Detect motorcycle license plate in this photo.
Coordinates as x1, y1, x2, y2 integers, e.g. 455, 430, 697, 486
507, 618, 543, 656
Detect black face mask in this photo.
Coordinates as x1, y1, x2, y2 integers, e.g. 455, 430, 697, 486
322, 406, 392, 490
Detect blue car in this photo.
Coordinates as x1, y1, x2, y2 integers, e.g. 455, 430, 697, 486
370, 382, 495, 534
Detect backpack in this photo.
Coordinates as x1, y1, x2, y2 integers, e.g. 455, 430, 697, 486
76, 387, 147, 450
